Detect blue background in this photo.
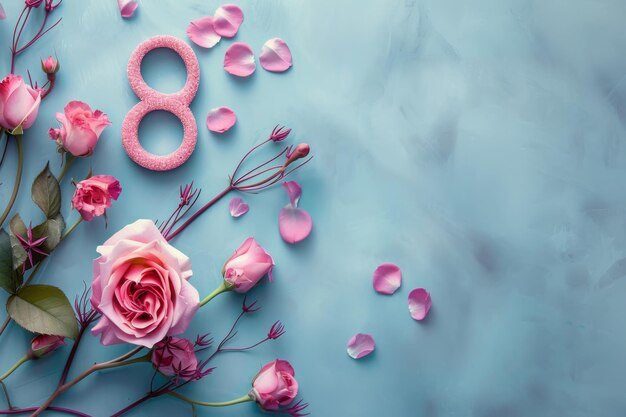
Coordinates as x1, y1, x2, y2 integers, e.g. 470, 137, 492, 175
2, 0, 626, 416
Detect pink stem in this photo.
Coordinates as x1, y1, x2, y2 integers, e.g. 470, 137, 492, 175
0, 406, 90, 416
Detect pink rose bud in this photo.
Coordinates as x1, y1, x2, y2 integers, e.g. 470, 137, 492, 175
0, 74, 42, 132
284, 143, 310, 167
29, 335, 65, 359
49, 100, 111, 156
223, 237, 274, 293
270, 125, 291, 142
41, 56, 60, 74
251, 359, 299, 410
71, 175, 122, 221
151, 337, 198, 380
25, 0, 43, 8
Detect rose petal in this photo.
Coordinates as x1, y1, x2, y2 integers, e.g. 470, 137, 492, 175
187, 16, 221, 48
347, 333, 375, 359
213, 4, 244, 38
282, 181, 301, 208
372, 263, 402, 295
229, 197, 249, 218
0, 3, 5, 20
259, 38, 293, 73
117, 0, 138, 18
206, 106, 236, 133
224, 42, 256, 77
279, 207, 312, 244
408, 288, 432, 321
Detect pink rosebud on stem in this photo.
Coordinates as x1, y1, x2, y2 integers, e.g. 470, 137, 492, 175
41, 55, 59, 74
284, 143, 310, 168
250, 360, 301, 411
0, 74, 41, 133
29, 335, 65, 359
223, 237, 274, 293
49, 100, 111, 156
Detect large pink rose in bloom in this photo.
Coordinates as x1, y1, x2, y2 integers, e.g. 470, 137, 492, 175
0, 74, 41, 131
151, 337, 198, 380
223, 237, 274, 293
49, 100, 111, 156
251, 359, 299, 410
71, 175, 122, 221
91, 219, 199, 348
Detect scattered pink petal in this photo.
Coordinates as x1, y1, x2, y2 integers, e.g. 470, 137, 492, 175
282, 181, 302, 207
229, 197, 249, 218
213, 4, 244, 38
117, 0, 138, 18
408, 288, 432, 321
0, 3, 5, 20
279, 207, 312, 244
187, 16, 221, 48
372, 263, 402, 295
347, 333, 375, 359
224, 42, 256, 77
259, 38, 293, 73
206, 106, 236, 133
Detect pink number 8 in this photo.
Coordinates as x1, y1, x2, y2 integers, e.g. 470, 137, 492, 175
122, 35, 200, 171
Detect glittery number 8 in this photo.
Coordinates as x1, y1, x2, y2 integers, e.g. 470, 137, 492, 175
122, 35, 200, 171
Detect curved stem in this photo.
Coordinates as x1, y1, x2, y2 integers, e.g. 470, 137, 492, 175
109, 392, 156, 417
199, 281, 230, 307
168, 392, 253, 408
0, 355, 29, 381
0, 136, 23, 227
0, 317, 9, 339
0, 405, 91, 416
165, 185, 232, 241
57, 154, 76, 182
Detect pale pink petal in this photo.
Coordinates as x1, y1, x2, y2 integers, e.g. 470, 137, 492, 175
206, 106, 236, 133
259, 38, 293, 73
372, 263, 402, 295
229, 197, 249, 218
213, 4, 244, 38
279, 207, 312, 244
347, 333, 375, 359
408, 288, 432, 321
187, 16, 221, 48
117, 0, 138, 18
282, 180, 301, 208
224, 42, 256, 77
0, 3, 5, 20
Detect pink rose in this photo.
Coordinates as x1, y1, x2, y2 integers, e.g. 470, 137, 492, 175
0, 74, 41, 132
71, 175, 122, 221
151, 337, 198, 380
29, 335, 65, 359
41, 56, 60, 74
49, 100, 111, 156
90, 219, 199, 348
223, 237, 274, 293
251, 359, 299, 410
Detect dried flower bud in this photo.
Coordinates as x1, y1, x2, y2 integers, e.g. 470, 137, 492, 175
270, 126, 291, 142
29, 335, 65, 359
284, 143, 310, 167
41, 56, 60, 75
26, 0, 43, 8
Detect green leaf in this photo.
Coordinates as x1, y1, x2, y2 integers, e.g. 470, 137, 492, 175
9, 235, 27, 272
7, 284, 78, 339
0, 229, 18, 293
32, 213, 65, 254
32, 163, 61, 218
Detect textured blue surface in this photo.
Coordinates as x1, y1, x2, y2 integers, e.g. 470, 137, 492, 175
2, 0, 626, 416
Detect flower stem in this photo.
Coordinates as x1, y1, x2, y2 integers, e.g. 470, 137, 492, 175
165, 184, 232, 241
0, 406, 90, 416
0, 135, 23, 227
168, 391, 253, 408
0, 317, 9, 340
0, 355, 29, 381
199, 281, 230, 307
57, 153, 76, 182
61, 217, 82, 240
109, 392, 156, 417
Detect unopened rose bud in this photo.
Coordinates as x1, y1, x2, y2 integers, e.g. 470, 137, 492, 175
41, 56, 60, 75
28, 335, 65, 359
270, 126, 291, 142
45, 0, 59, 12
26, 0, 43, 8
284, 143, 310, 167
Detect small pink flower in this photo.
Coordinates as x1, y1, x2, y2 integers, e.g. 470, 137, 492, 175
251, 359, 299, 410
41, 56, 59, 74
152, 337, 198, 380
26, 0, 43, 8
29, 335, 65, 358
49, 100, 111, 157
284, 143, 310, 167
223, 237, 274, 293
0, 74, 41, 132
71, 175, 122, 221
91, 219, 199, 348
